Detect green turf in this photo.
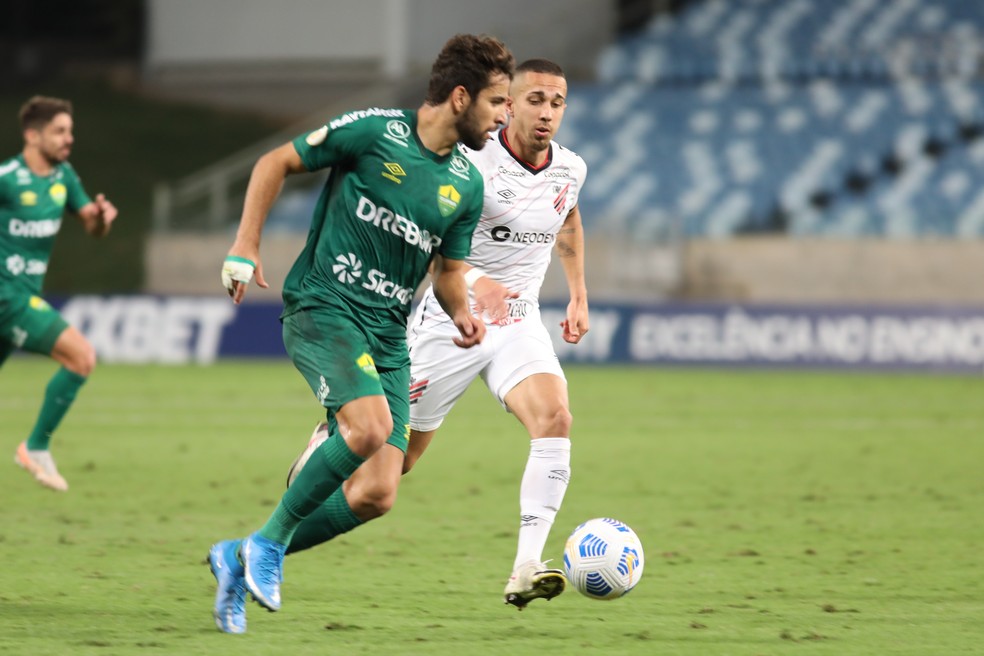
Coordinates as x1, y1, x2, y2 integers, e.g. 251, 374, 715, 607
1, 360, 983, 655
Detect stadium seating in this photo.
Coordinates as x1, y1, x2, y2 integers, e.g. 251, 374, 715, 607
562, 0, 984, 238
267, 0, 984, 238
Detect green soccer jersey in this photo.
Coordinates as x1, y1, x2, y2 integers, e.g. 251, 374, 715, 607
0, 155, 91, 296
283, 108, 484, 340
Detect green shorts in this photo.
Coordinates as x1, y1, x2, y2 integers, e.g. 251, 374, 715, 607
0, 292, 69, 366
282, 308, 410, 453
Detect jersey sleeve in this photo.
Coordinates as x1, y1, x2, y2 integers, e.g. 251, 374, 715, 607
438, 176, 484, 260
293, 115, 378, 172
569, 153, 588, 210
62, 163, 93, 213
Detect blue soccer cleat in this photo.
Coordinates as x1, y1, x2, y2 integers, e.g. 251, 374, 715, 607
241, 532, 287, 611
207, 539, 247, 634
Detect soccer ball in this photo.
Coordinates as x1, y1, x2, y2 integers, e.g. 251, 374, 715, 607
563, 518, 644, 600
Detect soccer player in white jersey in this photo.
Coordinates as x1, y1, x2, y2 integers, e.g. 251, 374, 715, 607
285, 58, 589, 610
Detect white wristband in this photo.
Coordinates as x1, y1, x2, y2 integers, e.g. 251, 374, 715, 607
463, 267, 486, 290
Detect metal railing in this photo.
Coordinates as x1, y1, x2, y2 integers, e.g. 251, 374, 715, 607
151, 78, 423, 233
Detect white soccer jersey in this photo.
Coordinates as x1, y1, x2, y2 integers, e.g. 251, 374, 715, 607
416, 130, 588, 322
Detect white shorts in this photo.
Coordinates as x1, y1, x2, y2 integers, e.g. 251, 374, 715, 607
407, 300, 565, 432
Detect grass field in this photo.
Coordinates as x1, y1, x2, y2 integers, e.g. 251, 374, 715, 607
2, 359, 983, 655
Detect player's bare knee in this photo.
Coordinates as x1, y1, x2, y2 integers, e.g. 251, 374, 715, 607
536, 406, 572, 437
345, 415, 394, 455
66, 343, 96, 377
351, 482, 398, 519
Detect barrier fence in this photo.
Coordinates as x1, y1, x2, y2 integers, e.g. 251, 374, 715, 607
50, 296, 984, 373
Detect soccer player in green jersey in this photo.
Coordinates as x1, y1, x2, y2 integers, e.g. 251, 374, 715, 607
2, 96, 118, 492
207, 34, 515, 633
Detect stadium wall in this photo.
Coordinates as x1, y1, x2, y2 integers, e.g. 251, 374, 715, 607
145, 233, 984, 306
680, 238, 984, 306
145, 0, 613, 80
49, 296, 984, 373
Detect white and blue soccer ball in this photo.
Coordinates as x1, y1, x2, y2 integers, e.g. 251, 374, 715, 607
563, 518, 644, 600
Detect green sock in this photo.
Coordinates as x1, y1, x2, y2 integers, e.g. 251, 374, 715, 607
286, 489, 363, 555
259, 433, 365, 545
26, 367, 88, 451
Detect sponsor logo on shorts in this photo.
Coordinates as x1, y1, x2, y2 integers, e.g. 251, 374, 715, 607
409, 377, 429, 405
357, 353, 380, 380
488, 299, 530, 326
11, 326, 27, 348
317, 375, 331, 403
29, 296, 51, 311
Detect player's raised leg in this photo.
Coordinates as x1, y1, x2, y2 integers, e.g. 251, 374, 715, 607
243, 394, 391, 611
15, 323, 94, 492
502, 372, 572, 609
287, 442, 405, 554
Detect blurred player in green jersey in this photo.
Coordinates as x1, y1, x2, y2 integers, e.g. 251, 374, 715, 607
1, 96, 118, 492
207, 34, 515, 633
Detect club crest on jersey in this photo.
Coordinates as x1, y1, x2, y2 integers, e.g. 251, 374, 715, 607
437, 185, 461, 217
49, 183, 67, 206
20, 191, 37, 206
553, 182, 571, 215
449, 154, 471, 181
382, 162, 406, 184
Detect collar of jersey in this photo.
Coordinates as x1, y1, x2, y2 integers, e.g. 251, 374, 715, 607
499, 130, 553, 175
408, 110, 456, 164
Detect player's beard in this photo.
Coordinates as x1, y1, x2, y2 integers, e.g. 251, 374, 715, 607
456, 104, 489, 150
40, 141, 69, 165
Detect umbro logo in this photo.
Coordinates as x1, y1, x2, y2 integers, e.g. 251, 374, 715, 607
548, 469, 570, 484
497, 189, 516, 199
382, 162, 406, 184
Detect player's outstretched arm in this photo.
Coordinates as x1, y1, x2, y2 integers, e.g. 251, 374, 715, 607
556, 205, 589, 344
222, 142, 306, 304
77, 193, 118, 238
433, 256, 486, 349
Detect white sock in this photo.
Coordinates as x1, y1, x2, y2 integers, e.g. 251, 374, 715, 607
514, 437, 571, 570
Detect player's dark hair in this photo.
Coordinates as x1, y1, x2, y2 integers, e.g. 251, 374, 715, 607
426, 34, 515, 105
19, 96, 73, 131
516, 58, 565, 78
